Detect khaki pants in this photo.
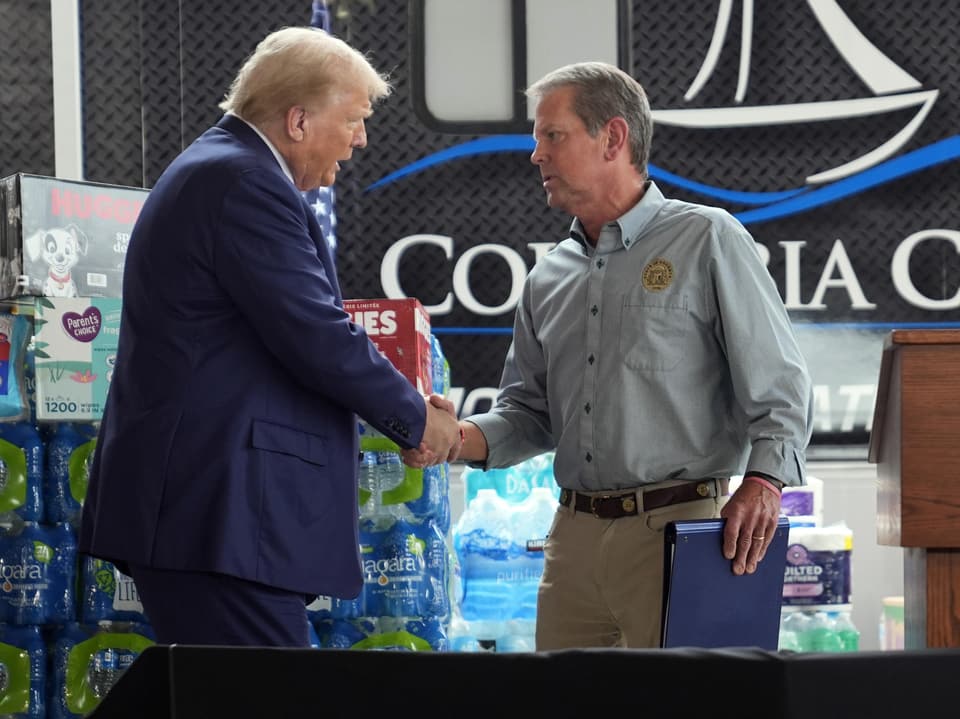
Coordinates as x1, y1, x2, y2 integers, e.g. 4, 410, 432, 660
535, 484, 728, 650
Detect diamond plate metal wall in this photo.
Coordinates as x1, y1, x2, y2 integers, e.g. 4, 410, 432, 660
0, 0, 55, 178
79, 0, 311, 189
178, 2, 309, 149
82, 0, 143, 186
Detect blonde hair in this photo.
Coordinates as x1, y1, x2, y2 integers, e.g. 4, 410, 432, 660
219, 26, 391, 126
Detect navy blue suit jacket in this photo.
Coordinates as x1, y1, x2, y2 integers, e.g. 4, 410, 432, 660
78, 115, 427, 599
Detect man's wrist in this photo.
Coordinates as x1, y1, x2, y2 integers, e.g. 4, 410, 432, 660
751, 472, 785, 490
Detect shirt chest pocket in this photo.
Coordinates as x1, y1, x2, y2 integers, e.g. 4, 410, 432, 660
618, 297, 689, 372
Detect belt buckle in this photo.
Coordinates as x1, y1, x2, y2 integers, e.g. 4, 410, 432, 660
589, 495, 608, 517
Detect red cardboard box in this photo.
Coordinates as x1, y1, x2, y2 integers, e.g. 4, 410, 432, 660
344, 297, 432, 394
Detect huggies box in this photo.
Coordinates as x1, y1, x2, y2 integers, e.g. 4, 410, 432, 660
32, 297, 121, 421
0, 173, 148, 300
343, 297, 433, 394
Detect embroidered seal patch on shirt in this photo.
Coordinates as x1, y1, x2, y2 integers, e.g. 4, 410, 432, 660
642, 258, 673, 291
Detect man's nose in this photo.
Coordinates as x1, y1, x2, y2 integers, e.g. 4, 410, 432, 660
354, 122, 368, 148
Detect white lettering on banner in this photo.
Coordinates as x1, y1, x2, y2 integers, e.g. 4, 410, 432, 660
891, 229, 960, 309
449, 384, 876, 432
527, 242, 556, 264
806, 240, 876, 310
454, 244, 527, 315
838, 385, 876, 433
380, 234, 554, 316
774, 240, 874, 310
812, 385, 833, 432
458, 386, 499, 418
382, 234, 453, 313
382, 230, 958, 314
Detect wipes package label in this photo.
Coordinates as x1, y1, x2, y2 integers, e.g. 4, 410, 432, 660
33, 297, 121, 421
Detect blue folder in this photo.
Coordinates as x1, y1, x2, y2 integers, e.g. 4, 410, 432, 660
660, 516, 790, 650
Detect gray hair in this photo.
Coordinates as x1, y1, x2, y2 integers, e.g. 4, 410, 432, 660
526, 61, 652, 177
219, 26, 391, 126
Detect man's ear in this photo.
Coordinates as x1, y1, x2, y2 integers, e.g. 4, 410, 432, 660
285, 106, 307, 141
604, 116, 629, 160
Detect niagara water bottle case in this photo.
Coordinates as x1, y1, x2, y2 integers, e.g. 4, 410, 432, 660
661, 516, 789, 650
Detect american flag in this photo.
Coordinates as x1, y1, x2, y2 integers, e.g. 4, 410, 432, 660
303, 0, 338, 258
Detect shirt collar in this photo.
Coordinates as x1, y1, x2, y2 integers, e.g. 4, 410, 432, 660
229, 111, 296, 186
569, 180, 666, 251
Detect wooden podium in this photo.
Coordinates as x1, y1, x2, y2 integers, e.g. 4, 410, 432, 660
869, 329, 960, 649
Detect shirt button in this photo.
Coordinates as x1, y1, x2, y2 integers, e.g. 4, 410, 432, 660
588, 354, 595, 364
584, 403, 591, 413
596, 259, 604, 269
591, 305, 598, 316
585, 452, 593, 462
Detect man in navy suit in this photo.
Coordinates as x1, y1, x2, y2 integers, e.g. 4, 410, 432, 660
78, 26, 462, 647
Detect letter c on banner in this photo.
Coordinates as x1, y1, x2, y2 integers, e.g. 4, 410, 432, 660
381, 234, 454, 314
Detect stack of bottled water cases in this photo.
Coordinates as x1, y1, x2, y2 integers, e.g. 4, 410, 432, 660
0, 340, 155, 718
309, 333, 455, 652
772, 476, 860, 653
449, 453, 559, 652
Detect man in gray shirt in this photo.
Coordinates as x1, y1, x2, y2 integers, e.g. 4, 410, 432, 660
420, 61, 813, 650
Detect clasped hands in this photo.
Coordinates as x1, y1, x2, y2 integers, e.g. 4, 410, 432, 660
402, 394, 462, 468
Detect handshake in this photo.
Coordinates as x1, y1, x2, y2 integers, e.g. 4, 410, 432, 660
402, 394, 465, 468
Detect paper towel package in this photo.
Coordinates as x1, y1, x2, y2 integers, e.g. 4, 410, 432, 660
782, 523, 853, 609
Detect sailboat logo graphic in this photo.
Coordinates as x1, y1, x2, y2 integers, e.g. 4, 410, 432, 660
654, 0, 938, 185
370, 0, 959, 224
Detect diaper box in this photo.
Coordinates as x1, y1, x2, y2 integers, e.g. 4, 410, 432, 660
0, 173, 149, 300
32, 297, 121, 421
343, 297, 433, 394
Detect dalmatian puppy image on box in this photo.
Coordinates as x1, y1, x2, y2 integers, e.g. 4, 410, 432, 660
24, 224, 89, 297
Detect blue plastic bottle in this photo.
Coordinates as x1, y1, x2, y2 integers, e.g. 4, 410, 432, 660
510, 486, 555, 619
454, 489, 515, 625
358, 450, 379, 519
0, 420, 44, 522
47, 621, 155, 718
406, 462, 445, 524
831, 609, 860, 652
0, 521, 76, 625
0, 623, 45, 718
377, 450, 406, 512
44, 422, 98, 525
78, 556, 148, 624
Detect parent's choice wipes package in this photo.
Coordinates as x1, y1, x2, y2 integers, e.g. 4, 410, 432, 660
32, 297, 121, 421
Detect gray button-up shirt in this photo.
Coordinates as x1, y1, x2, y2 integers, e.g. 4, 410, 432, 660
466, 181, 813, 490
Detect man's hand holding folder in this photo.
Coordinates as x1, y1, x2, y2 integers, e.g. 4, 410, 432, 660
720, 473, 786, 575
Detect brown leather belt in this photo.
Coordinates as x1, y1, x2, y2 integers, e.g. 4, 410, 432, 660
558, 479, 730, 519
